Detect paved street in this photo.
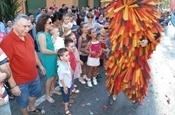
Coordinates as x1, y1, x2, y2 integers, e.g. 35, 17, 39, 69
10, 29, 175, 115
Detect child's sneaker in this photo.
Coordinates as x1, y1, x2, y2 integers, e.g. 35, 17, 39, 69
87, 79, 93, 87
82, 75, 88, 80
93, 77, 98, 85
112, 95, 117, 101
79, 77, 86, 84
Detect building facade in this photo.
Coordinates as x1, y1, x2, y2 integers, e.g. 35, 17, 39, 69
19, 0, 109, 14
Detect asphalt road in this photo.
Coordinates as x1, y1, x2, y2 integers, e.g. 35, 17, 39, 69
10, 30, 175, 115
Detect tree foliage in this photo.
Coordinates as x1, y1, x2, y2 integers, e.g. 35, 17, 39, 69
159, 0, 171, 9
0, 0, 21, 22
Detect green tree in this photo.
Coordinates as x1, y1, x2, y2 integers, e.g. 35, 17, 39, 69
0, 0, 21, 22
159, 0, 171, 9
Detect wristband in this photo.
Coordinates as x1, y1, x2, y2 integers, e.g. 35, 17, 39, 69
11, 84, 17, 89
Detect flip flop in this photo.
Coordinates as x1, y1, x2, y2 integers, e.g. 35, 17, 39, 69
46, 97, 55, 103
50, 90, 62, 96
72, 89, 80, 94
70, 94, 77, 99
65, 109, 72, 115
27, 107, 45, 114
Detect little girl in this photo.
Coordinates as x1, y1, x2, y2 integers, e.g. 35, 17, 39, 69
50, 27, 65, 51
85, 28, 102, 87
62, 14, 72, 36
78, 22, 89, 84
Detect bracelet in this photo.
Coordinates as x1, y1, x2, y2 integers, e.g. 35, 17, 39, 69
11, 84, 17, 89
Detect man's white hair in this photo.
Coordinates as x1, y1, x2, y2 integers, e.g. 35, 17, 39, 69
14, 14, 30, 23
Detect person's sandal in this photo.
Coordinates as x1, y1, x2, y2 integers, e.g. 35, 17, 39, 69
72, 89, 80, 94
46, 97, 55, 103
27, 107, 45, 114
65, 109, 72, 115
50, 90, 62, 96
70, 93, 77, 99
68, 103, 72, 107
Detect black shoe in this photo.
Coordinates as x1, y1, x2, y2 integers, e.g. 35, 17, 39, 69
97, 74, 102, 79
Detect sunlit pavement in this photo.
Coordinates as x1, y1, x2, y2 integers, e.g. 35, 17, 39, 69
10, 26, 175, 115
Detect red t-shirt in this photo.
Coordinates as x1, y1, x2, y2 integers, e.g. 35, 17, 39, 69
69, 52, 77, 72
0, 30, 38, 85
89, 41, 101, 58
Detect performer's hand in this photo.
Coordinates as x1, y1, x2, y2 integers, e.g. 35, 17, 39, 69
140, 39, 148, 47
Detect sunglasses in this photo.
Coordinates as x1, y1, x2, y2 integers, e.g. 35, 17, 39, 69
87, 16, 94, 19
47, 22, 52, 25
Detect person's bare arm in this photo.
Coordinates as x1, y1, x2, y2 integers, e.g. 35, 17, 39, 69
84, 41, 91, 54
35, 52, 46, 76
0, 72, 7, 82
60, 79, 68, 94
38, 33, 56, 54
78, 36, 82, 52
5, 63, 21, 96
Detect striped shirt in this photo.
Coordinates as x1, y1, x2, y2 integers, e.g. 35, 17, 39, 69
0, 31, 9, 106
80, 37, 88, 56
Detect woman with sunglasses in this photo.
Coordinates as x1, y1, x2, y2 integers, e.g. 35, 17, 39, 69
36, 14, 61, 104
86, 12, 104, 34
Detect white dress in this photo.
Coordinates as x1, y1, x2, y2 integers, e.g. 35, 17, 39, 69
52, 36, 65, 51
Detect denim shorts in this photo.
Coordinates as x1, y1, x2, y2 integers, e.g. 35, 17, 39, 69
60, 87, 70, 103
16, 77, 41, 108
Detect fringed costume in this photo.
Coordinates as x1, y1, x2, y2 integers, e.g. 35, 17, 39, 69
105, 0, 163, 102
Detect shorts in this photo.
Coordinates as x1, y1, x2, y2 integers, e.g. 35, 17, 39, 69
16, 77, 41, 108
60, 87, 70, 103
80, 55, 88, 63
87, 57, 100, 67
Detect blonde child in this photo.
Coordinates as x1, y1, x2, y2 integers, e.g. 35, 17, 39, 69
62, 14, 72, 35
84, 28, 102, 87
50, 28, 65, 51
57, 48, 72, 115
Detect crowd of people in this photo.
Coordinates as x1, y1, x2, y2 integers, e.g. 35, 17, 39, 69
0, 3, 168, 115
0, 4, 110, 115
